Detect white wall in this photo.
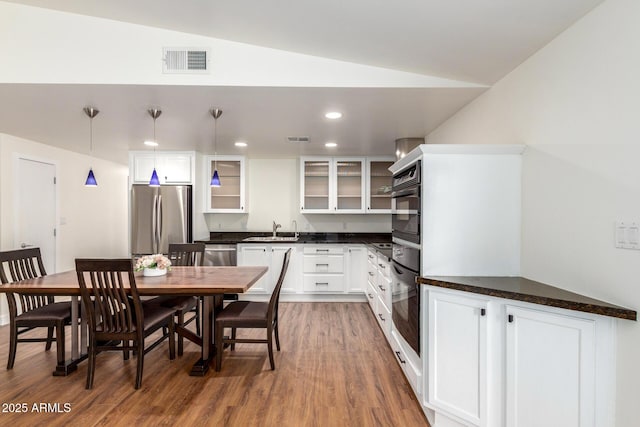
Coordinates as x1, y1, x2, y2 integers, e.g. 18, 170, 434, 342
426, 0, 640, 425
200, 158, 391, 236
0, 133, 129, 323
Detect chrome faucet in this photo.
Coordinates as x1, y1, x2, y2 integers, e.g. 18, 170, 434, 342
292, 220, 299, 238
272, 220, 282, 238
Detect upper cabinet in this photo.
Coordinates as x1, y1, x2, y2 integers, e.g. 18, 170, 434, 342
366, 157, 394, 213
204, 155, 246, 213
300, 157, 366, 214
130, 151, 194, 185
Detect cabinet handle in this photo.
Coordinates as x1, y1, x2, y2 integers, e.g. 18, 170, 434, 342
480, 308, 486, 316
368, 255, 374, 260
334, 207, 337, 210
316, 249, 329, 252
367, 293, 373, 299
395, 351, 406, 364
316, 263, 329, 267
378, 285, 386, 292
315, 282, 329, 286
508, 314, 514, 323
301, 206, 304, 210
368, 272, 375, 277
378, 263, 386, 269
378, 313, 386, 322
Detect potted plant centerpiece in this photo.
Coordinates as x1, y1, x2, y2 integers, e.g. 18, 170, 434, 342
135, 254, 172, 276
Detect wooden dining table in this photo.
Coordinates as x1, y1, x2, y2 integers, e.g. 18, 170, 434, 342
0, 265, 268, 376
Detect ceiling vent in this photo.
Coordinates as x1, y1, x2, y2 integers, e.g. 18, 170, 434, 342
162, 47, 211, 74
287, 136, 310, 143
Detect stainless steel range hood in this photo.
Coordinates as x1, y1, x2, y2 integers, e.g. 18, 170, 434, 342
395, 137, 425, 161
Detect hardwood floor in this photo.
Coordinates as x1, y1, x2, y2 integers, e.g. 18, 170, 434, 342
0, 302, 429, 426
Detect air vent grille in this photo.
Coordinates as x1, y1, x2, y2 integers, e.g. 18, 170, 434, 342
287, 136, 310, 143
163, 48, 210, 74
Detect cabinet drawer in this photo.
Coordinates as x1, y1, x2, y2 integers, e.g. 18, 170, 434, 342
303, 255, 344, 273
303, 246, 344, 255
376, 256, 391, 278
367, 250, 377, 263
303, 275, 345, 293
377, 275, 392, 311
366, 281, 377, 310
391, 331, 422, 397
376, 293, 392, 339
366, 260, 378, 285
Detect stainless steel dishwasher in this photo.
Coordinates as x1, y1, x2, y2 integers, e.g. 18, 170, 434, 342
203, 244, 237, 266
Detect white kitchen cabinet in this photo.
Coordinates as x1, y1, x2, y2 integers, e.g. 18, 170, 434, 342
300, 157, 366, 213
237, 244, 300, 295
390, 329, 423, 398
423, 285, 615, 427
237, 245, 270, 294
130, 151, 194, 184
428, 289, 488, 427
346, 246, 367, 293
204, 155, 246, 213
505, 305, 595, 427
366, 157, 394, 213
301, 245, 345, 293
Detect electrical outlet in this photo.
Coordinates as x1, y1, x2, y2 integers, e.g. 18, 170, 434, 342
615, 221, 640, 250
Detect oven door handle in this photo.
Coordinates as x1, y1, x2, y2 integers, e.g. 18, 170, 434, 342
391, 187, 419, 198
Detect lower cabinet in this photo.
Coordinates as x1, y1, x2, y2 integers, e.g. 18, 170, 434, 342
237, 244, 300, 294
237, 245, 271, 294
424, 286, 615, 427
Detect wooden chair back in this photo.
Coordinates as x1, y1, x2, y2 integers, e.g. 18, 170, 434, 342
75, 259, 142, 335
0, 248, 52, 314
267, 249, 291, 324
168, 243, 206, 267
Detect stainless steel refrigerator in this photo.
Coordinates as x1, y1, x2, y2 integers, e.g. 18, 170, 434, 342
131, 185, 192, 255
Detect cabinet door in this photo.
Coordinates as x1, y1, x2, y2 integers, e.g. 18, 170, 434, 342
346, 246, 367, 293
301, 158, 332, 212
366, 158, 394, 213
133, 154, 157, 183
271, 245, 299, 294
505, 305, 595, 427
162, 154, 192, 183
205, 156, 245, 213
334, 157, 365, 213
237, 245, 270, 294
429, 290, 488, 427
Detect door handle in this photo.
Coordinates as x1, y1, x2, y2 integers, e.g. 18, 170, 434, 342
20, 243, 32, 248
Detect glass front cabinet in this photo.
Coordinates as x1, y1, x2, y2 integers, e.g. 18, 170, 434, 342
204, 155, 246, 213
300, 157, 366, 213
366, 157, 394, 213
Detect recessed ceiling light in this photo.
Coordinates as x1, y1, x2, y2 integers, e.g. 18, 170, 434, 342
144, 140, 158, 147
325, 111, 342, 119
235, 141, 247, 147
325, 142, 337, 148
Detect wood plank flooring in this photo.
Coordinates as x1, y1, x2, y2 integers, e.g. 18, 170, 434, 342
0, 302, 429, 426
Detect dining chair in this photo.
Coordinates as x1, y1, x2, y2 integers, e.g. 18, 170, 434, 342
0, 247, 72, 371
156, 242, 204, 355
75, 258, 176, 389
214, 248, 291, 371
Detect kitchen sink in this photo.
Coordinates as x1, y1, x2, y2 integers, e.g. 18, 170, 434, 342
242, 236, 299, 242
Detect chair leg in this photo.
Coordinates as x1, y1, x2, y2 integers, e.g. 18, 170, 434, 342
195, 300, 201, 336
86, 338, 96, 389
267, 325, 275, 370
214, 321, 224, 371
55, 321, 65, 367
45, 326, 54, 351
177, 312, 184, 356
274, 320, 281, 351
123, 341, 130, 360
230, 328, 236, 351
135, 339, 144, 389
7, 323, 17, 370
168, 318, 176, 360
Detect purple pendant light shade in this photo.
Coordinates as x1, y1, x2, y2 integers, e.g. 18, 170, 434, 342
149, 168, 160, 187
85, 168, 97, 186
210, 108, 223, 187
83, 106, 99, 187
147, 108, 162, 186
210, 169, 221, 187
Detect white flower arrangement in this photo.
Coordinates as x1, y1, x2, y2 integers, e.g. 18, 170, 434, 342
134, 254, 172, 272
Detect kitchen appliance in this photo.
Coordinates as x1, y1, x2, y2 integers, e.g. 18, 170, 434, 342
131, 184, 192, 255
204, 244, 237, 266
391, 242, 420, 356
395, 137, 424, 161
391, 161, 421, 244
391, 159, 422, 356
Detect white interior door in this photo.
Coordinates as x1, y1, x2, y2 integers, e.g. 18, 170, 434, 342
15, 158, 56, 273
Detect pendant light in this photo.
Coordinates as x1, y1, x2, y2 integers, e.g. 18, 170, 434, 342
210, 108, 222, 187
147, 108, 162, 187
83, 106, 99, 187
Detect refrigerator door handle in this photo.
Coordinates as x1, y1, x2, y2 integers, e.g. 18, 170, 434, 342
152, 194, 159, 254
157, 194, 163, 252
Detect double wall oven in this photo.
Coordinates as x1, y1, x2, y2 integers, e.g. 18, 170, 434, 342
391, 161, 421, 356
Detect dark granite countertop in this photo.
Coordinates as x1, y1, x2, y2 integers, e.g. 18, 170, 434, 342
196, 232, 392, 245
418, 276, 636, 321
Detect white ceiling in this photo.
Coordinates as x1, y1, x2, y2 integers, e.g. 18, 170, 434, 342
0, 0, 603, 164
